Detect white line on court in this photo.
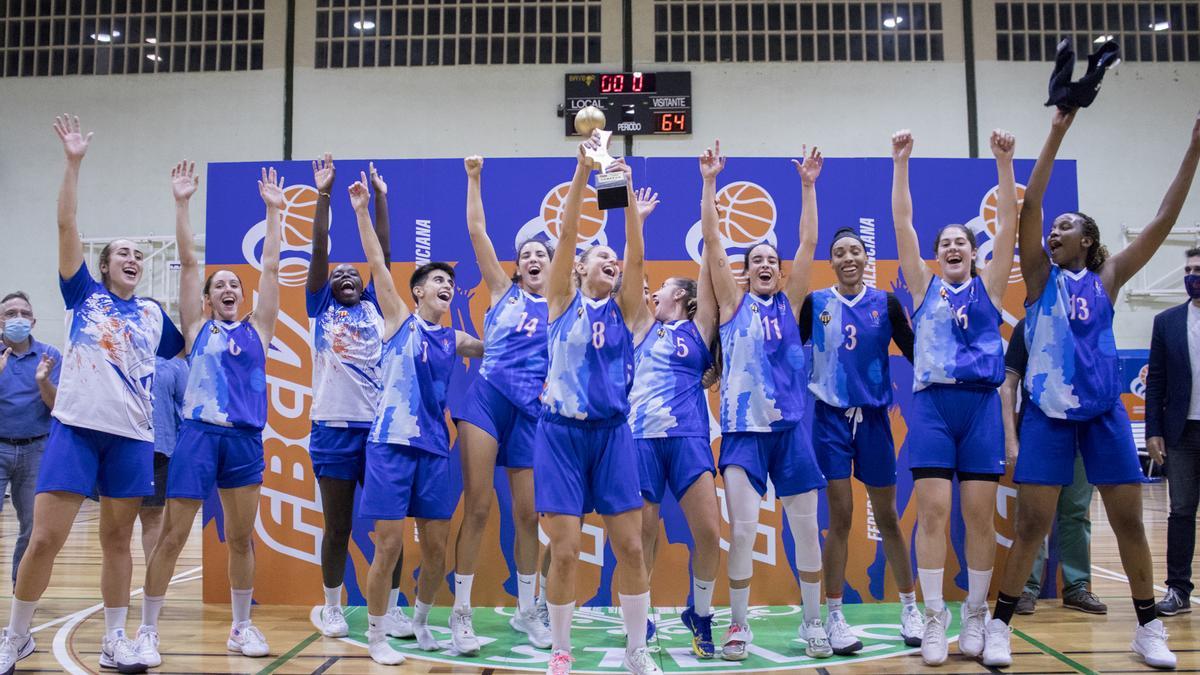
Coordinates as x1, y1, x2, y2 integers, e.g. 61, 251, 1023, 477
1091, 564, 1200, 602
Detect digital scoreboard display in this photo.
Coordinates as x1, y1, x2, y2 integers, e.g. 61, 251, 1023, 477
564, 71, 692, 136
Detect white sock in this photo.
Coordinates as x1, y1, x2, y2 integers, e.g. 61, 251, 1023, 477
899, 589, 918, 609
104, 606, 128, 638
548, 602, 574, 652
368, 613, 385, 633
693, 578, 714, 617
141, 594, 164, 629
323, 585, 342, 608
918, 568, 945, 612
517, 573, 537, 613
7, 598, 36, 636
413, 599, 432, 625
539, 574, 548, 603
620, 592, 650, 650
231, 588, 253, 625
800, 580, 822, 623
730, 585, 750, 626
454, 574, 474, 612
388, 587, 400, 609
967, 568, 993, 609
827, 595, 843, 616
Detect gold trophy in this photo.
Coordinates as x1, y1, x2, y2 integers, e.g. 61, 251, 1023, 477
573, 105, 628, 210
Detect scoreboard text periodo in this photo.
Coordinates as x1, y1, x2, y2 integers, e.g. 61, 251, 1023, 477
564, 71, 692, 136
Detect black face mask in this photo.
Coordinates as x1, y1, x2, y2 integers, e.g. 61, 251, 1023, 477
1045, 38, 1121, 111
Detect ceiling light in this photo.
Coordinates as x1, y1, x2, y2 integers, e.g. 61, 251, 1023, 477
1094, 34, 1114, 43
1151, 21, 1170, 31
145, 37, 157, 44
146, 54, 162, 62
883, 16, 904, 28
352, 19, 376, 30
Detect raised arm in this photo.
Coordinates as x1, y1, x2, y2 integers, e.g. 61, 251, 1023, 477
1020, 109, 1075, 301
306, 153, 335, 294
620, 176, 657, 336
456, 330, 485, 359
171, 160, 204, 345
1103, 111, 1200, 297
52, 114, 92, 279
547, 136, 597, 320
784, 146, 823, 317
252, 167, 284, 345
700, 141, 740, 318
464, 155, 510, 300
350, 172, 409, 337
369, 161, 392, 268
891, 130, 932, 302
694, 231, 718, 345
982, 130, 1017, 307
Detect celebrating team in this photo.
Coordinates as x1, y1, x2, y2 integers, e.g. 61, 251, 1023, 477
1, 104, 1198, 675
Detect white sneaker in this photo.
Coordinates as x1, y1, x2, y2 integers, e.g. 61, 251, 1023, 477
825, 611, 862, 655
134, 626, 161, 668
720, 623, 752, 661
981, 618, 1012, 667
366, 628, 406, 665
227, 621, 270, 658
1132, 619, 1177, 669
900, 604, 924, 647
100, 629, 147, 673
546, 648, 574, 674
413, 621, 439, 651
536, 599, 550, 629
511, 607, 553, 649
622, 646, 663, 675
385, 606, 415, 639
320, 605, 349, 638
799, 618, 834, 658
959, 603, 988, 657
0, 628, 36, 674
449, 607, 480, 656
921, 607, 951, 666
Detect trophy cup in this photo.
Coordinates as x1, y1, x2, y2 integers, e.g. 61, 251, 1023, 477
573, 105, 629, 210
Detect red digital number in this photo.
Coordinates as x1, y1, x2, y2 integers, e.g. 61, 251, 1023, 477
632, 73, 644, 92
601, 74, 625, 93
659, 113, 686, 132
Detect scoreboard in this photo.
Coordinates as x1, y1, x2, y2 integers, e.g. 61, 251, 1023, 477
563, 71, 692, 136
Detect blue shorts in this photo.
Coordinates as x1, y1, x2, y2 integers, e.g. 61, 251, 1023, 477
36, 420, 155, 499
907, 385, 1005, 475
455, 377, 539, 468
167, 421, 265, 499
1014, 400, 1143, 486
813, 401, 897, 487
360, 442, 454, 521
534, 415, 643, 517
718, 425, 827, 497
636, 436, 716, 504
309, 422, 370, 482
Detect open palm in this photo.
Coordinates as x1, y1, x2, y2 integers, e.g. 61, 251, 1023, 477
171, 160, 199, 202
53, 114, 93, 160
258, 166, 286, 209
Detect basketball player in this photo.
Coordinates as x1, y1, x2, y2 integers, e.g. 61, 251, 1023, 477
137, 163, 284, 667
891, 128, 1016, 666
626, 174, 722, 659
346, 171, 484, 666
798, 226, 923, 653
304, 155, 411, 640
703, 141, 831, 660
450, 155, 554, 653
0, 116, 185, 675
537, 135, 659, 675
984, 109, 1200, 669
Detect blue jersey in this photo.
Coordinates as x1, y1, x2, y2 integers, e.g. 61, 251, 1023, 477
541, 291, 633, 422
477, 284, 550, 418
370, 315, 456, 454
1024, 266, 1118, 420
629, 320, 712, 438
718, 292, 806, 433
307, 281, 384, 424
808, 287, 894, 408
912, 275, 1004, 391
183, 320, 267, 429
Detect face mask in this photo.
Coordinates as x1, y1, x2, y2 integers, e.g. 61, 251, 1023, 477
3, 317, 32, 343
1186, 274, 1200, 300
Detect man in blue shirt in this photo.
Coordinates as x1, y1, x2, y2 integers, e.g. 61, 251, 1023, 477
138, 353, 188, 564
0, 291, 61, 586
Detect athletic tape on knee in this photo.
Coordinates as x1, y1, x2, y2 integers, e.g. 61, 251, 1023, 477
782, 492, 821, 573
729, 519, 758, 579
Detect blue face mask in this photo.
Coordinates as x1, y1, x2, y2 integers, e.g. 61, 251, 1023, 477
1186, 274, 1200, 300
3, 317, 32, 343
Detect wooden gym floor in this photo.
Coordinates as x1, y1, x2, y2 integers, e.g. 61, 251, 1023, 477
0, 482, 1195, 674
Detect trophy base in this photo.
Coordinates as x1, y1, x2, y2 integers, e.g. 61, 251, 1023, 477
594, 172, 629, 210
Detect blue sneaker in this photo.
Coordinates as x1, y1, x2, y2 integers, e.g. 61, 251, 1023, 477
680, 606, 715, 659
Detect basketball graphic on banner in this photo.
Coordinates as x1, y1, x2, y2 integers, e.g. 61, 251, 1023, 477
543, 182, 607, 247
717, 181, 777, 246
239, 183, 324, 287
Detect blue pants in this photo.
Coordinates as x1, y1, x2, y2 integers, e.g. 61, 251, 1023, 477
456, 377, 539, 468
812, 401, 897, 487
0, 436, 45, 583
309, 423, 370, 482
718, 424, 827, 497
37, 420, 155, 499
167, 421, 265, 499
1014, 400, 1143, 486
360, 441, 454, 521
636, 436, 716, 504
534, 415, 642, 517
907, 385, 1005, 475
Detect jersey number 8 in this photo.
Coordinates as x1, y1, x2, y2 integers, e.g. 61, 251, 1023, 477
592, 321, 606, 348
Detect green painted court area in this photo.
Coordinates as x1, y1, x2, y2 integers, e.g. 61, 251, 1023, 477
329, 603, 960, 673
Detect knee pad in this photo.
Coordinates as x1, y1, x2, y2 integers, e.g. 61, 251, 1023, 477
782, 492, 821, 573
728, 519, 758, 579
